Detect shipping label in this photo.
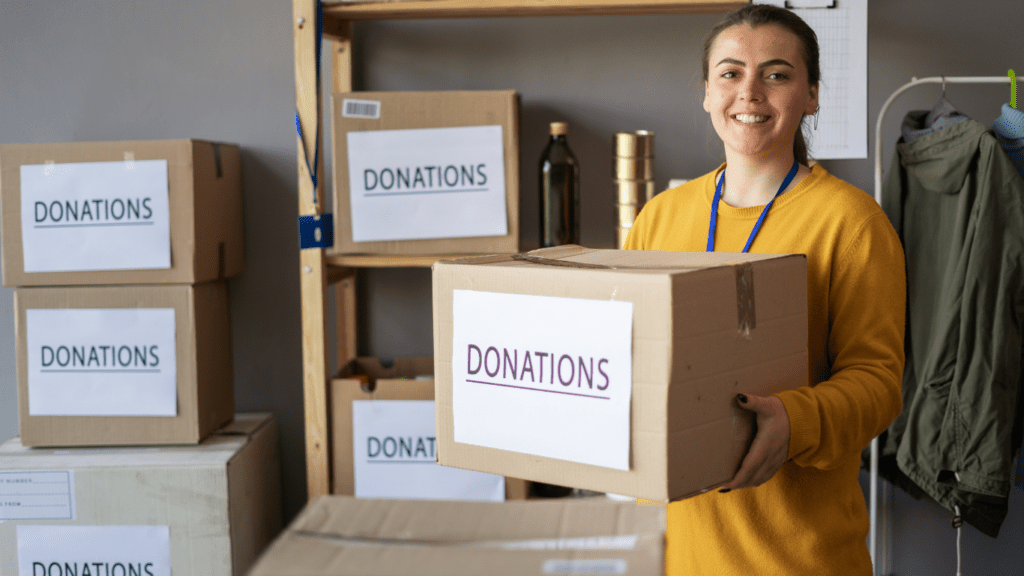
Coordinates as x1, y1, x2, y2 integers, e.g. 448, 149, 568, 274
17, 525, 171, 576
451, 290, 633, 470
346, 126, 508, 242
20, 159, 172, 273
26, 308, 177, 417
352, 400, 505, 500
0, 471, 75, 521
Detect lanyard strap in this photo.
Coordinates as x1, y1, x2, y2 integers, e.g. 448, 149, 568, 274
706, 159, 799, 253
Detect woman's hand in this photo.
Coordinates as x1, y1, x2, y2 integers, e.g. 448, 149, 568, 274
718, 393, 791, 492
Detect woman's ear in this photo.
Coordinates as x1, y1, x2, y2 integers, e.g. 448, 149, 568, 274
703, 80, 711, 113
806, 82, 820, 115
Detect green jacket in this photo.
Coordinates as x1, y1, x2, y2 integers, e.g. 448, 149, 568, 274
878, 114, 1024, 538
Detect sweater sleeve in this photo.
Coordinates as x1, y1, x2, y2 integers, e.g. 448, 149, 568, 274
777, 211, 907, 470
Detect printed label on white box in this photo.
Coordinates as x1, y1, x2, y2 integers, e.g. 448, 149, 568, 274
17, 525, 171, 576
347, 126, 508, 242
0, 470, 76, 521
20, 159, 172, 272
352, 400, 505, 501
26, 308, 177, 417
452, 290, 633, 471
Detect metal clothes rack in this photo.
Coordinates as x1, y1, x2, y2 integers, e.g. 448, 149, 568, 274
869, 73, 1017, 575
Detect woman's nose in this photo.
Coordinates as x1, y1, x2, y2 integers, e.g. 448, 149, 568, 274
738, 75, 764, 102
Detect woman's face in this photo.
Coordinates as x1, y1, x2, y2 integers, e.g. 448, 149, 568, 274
703, 24, 819, 162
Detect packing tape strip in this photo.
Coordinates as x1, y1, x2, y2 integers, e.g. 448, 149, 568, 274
735, 262, 755, 338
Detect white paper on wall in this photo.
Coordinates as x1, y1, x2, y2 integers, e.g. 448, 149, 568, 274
347, 126, 508, 242
20, 159, 172, 272
26, 308, 177, 417
352, 400, 505, 501
17, 525, 171, 576
451, 290, 634, 471
0, 470, 76, 521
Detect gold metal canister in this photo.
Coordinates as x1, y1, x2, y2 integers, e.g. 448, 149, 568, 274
613, 131, 655, 248
613, 131, 655, 158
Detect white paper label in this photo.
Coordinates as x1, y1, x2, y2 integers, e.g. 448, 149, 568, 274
347, 126, 508, 242
17, 525, 171, 576
20, 160, 172, 273
352, 400, 505, 501
452, 290, 633, 471
342, 99, 381, 119
26, 308, 177, 417
543, 559, 628, 574
0, 471, 75, 521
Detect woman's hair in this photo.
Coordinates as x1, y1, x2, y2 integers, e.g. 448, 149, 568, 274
701, 5, 820, 166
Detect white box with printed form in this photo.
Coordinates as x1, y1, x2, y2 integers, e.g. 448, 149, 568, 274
432, 245, 809, 502
0, 414, 281, 576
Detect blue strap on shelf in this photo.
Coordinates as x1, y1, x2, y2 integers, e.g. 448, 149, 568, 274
295, 0, 324, 203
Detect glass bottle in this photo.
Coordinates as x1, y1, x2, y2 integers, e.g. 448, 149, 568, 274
539, 122, 580, 248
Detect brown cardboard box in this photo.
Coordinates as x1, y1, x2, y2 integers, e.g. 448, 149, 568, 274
329, 90, 519, 256
332, 356, 528, 500
14, 282, 234, 446
0, 413, 281, 576
248, 495, 665, 576
432, 245, 809, 502
0, 139, 244, 287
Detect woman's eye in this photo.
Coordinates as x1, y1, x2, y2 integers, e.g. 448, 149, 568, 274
768, 72, 788, 80
722, 71, 737, 79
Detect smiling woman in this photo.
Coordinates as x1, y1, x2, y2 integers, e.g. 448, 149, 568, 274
624, 5, 907, 576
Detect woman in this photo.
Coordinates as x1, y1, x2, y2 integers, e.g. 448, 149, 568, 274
624, 6, 906, 575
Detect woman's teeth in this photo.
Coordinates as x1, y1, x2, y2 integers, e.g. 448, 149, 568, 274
733, 114, 770, 124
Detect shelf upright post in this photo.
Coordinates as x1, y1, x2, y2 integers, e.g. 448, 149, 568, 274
293, 0, 331, 501
329, 21, 360, 375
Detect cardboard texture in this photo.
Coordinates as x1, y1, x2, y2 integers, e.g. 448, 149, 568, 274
329, 90, 519, 256
15, 282, 235, 446
0, 139, 244, 287
0, 413, 282, 576
248, 495, 665, 576
332, 356, 528, 500
432, 246, 809, 502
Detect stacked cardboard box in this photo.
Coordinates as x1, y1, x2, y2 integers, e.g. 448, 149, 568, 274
0, 139, 244, 446
331, 356, 528, 501
0, 413, 281, 576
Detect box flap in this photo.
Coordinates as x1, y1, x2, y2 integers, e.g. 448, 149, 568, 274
0, 413, 272, 469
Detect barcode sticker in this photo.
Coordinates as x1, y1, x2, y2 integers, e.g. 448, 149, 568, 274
342, 99, 381, 119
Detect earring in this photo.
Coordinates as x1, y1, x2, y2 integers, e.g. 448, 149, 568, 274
813, 106, 820, 130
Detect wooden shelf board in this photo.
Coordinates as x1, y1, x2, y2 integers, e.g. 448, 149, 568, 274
323, 0, 746, 21
326, 253, 509, 268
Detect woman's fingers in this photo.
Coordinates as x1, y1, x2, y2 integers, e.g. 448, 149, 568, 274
718, 393, 791, 492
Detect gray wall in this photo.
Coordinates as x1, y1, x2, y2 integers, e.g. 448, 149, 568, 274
1, 1, 1021, 574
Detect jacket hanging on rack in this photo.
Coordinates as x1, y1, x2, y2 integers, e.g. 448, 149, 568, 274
876, 110, 1024, 538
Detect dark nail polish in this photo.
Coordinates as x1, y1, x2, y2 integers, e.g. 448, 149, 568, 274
718, 489, 731, 493
737, 393, 748, 404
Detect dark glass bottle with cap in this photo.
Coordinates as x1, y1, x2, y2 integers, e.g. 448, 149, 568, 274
539, 121, 580, 248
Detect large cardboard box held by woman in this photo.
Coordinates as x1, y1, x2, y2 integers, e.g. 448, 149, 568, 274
431, 245, 809, 502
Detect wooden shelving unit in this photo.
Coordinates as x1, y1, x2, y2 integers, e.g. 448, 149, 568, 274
293, 0, 748, 501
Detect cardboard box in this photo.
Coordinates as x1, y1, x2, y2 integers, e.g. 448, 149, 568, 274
15, 282, 234, 447
432, 245, 808, 502
0, 413, 280, 576
329, 90, 519, 256
0, 139, 244, 287
248, 495, 665, 576
332, 356, 528, 500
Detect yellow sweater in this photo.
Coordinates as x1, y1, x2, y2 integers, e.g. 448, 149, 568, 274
625, 164, 906, 575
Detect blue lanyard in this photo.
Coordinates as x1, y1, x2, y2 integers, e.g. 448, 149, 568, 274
706, 160, 799, 253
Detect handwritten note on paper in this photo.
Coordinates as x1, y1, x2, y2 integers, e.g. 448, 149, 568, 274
451, 290, 634, 471
26, 308, 178, 417
347, 126, 508, 242
352, 400, 505, 501
20, 160, 172, 272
